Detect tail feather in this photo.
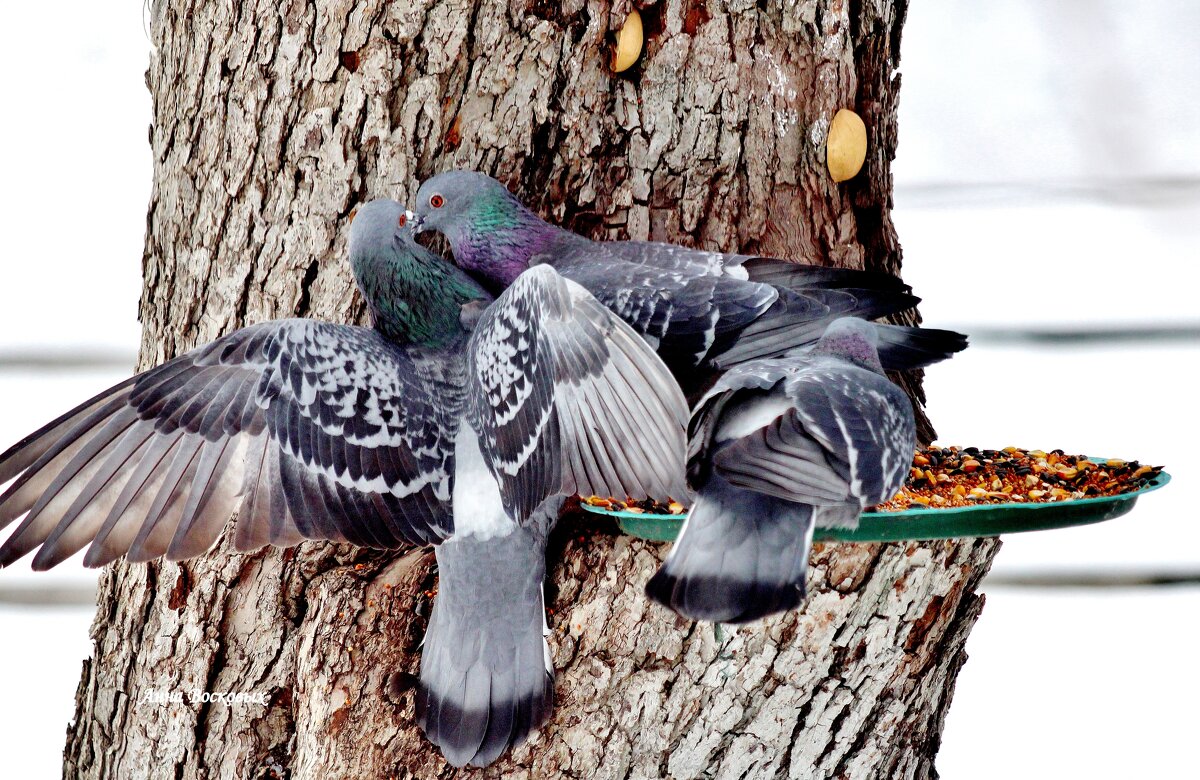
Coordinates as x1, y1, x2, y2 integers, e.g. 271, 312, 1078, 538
723, 259, 969, 371
645, 474, 815, 624
713, 288, 921, 369
416, 526, 553, 768
814, 504, 862, 530
874, 323, 969, 370
739, 257, 913, 294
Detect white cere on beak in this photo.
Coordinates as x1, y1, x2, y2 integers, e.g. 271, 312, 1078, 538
405, 210, 422, 234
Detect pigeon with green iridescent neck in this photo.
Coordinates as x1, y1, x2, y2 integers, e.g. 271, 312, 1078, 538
646, 317, 916, 623
0, 201, 487, 562
0, 199, 688, 768
409, 171, 967, 393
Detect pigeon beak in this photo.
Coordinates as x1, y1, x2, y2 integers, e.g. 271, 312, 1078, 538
405, 210, 425, 235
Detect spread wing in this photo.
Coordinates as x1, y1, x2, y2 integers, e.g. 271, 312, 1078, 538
706, 360, 916, 507
0, 320, 460, 570
467, 265, 689, 522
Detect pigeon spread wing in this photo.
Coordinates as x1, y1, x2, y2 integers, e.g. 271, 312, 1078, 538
468, 265, 689, 522
0, 320, 459, 570
708, 360, 915, 507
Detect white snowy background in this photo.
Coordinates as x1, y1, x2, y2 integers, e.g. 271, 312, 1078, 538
1, 1, 1197, 777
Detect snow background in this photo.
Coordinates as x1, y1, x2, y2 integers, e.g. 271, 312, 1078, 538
0, 0, 1197, 776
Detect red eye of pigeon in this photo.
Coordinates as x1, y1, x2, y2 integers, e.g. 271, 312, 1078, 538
397, 213, 406, 227
430, 194, 445, 208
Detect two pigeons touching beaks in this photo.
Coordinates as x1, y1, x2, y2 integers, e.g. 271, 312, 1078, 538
0, 171, 961, 767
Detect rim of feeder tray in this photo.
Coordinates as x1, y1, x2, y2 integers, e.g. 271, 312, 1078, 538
581, 468, 1171, 544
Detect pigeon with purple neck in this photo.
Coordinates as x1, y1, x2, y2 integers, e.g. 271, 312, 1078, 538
408, 170, 966, 395
646, 317, 917, 623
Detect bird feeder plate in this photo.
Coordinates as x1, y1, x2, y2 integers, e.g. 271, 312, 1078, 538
582, 468, 1171, 543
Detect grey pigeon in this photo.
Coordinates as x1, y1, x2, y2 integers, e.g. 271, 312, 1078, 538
644, 317, 916, 623
0, 199, 688, 767
407, 170, 967, 393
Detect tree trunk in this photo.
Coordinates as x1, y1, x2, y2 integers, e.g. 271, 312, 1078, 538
65, 0, 1001, 777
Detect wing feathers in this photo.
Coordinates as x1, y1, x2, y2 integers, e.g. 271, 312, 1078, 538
126, 434, 204, 564
0, 377, 138, 486
233, 436, 274, 553
696, 358, 916, 510
1, 320, 457, 570
85, 435, 183, 567
166, 436, 243, 561
468, 266, 688, 524
549, 288, 688, 502
34, 427, 157, 566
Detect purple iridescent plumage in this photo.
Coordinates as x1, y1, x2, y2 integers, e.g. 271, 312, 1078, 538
410, 170, 967, 394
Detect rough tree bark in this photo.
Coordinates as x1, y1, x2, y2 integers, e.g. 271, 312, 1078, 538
64, 0, 1001, 777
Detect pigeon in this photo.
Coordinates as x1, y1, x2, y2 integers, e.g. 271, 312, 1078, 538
644, 317, 916, 623
0, 199, 688, 767
407, 170, 967, 393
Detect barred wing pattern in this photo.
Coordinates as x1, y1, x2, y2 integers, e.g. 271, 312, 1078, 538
0, 320, 460, 570
557, 255, 778, 375
468, 265, 689, 523
700, 357, 915, 508
551, 243, 936, 383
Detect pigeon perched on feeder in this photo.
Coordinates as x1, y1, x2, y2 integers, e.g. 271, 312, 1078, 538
645, 317, 916, 623
407, 170, 967, 393
0, 199, 688, 767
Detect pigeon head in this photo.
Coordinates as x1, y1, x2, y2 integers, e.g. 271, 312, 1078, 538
348, 198, 490, 346
409, 170, 506, 238
348, 199, 435, 289
812, 317, 885, 373
410, 170, 564, 290
348, 198, 411, 258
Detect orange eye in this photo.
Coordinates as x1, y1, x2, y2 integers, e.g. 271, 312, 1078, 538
397, 213, 406, 227
430, 194, 445, 208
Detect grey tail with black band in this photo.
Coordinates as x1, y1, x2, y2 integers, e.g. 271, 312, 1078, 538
644, 471, 816, 624
416, 521, 555, 767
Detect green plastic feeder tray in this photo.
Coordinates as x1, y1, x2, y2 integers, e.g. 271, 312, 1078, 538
582, 468, 1171, 543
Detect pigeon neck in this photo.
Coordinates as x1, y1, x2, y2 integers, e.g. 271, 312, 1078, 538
453, 195, 573, 291
355, 239, 489, 348
813, 333, 885, 374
